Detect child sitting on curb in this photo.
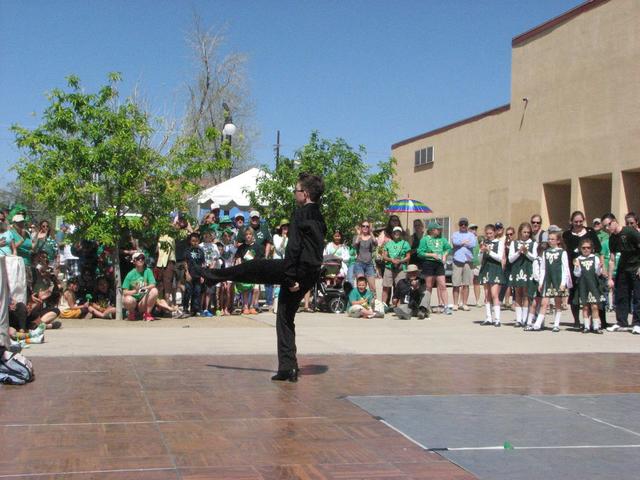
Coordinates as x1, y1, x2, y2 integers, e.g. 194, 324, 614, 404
347, 276, 383, 318
58, 277, 95, 319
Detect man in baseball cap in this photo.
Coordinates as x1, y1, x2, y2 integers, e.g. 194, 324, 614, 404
392, 264, 430, 320
236, 210, 272, 258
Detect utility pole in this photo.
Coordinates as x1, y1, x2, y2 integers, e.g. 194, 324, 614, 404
274, 130, 280, 168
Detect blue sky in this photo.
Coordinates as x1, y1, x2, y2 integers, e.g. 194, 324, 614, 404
0, 0, 581, 185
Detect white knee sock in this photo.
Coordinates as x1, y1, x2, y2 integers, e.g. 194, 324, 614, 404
593, 317, 601, 330
553, 311, 562, 328
583, 315, 591, 330
526, 308, 534, 326
493, 305, 501, 323
515, 307, 522, 324
485, 303, 492, 320
534, 314, 545, 330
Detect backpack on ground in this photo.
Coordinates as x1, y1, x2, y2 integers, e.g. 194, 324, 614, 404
0, 349, 34, 385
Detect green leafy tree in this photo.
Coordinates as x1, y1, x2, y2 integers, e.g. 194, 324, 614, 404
248, 132, 397, 240
12, 73, 230, 319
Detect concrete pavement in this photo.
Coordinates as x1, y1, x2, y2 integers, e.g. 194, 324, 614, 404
25, 307, 640, 357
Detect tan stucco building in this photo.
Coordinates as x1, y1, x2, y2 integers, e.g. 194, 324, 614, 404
391, 0, 640, 236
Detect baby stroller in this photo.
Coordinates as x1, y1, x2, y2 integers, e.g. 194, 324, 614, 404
310, 255, 352, 313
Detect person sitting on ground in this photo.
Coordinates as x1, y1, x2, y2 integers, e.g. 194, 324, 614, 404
77, 264, 96, 300
31, 251, 56, 296
90, 276, 117, 319
392, 264, 430, 320
58, 276, 95, 319
122, 251, 158, 321
347, 276, 382, 318
8, 322, 46, 346
26, 283, 61, 330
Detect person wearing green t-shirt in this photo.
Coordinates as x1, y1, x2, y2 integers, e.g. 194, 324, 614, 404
122, 251, 158, 321
381, 226, 410, 306
417, 221, 453, 314
347, 277, 381, 318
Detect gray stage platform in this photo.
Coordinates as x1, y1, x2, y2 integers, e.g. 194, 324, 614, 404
348, 394, 640, 480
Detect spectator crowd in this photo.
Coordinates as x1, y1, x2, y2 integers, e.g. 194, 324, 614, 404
1, 199, 639, 352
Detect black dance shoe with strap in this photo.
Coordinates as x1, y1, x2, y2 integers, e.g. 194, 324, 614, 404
271, 368, 298, 382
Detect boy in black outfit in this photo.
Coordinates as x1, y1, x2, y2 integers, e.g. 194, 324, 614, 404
185, 232, 206, 316
204, 173, 326, 381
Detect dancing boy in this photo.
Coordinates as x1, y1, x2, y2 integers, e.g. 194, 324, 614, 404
205, 173, 326, 381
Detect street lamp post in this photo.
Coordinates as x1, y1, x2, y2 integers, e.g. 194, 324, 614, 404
222, 102, 236, 179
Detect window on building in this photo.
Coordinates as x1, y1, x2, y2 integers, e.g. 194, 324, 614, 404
423, 216, 450, 240
414, 146, 434, 167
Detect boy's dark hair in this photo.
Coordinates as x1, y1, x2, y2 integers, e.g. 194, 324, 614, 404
356, 276, 367, 284
298, 173, 324, 202
601, 213, 616, 222
189, 232, 200, 240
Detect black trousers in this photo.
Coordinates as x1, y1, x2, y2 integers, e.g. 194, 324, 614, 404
205, 260, 317, 370
614, 269, 640, 328
9, 302, 28, 331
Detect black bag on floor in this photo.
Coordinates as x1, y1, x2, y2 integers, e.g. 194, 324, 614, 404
0, 349, 34, 385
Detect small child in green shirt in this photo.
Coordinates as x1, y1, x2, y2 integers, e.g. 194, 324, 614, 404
347, 277, 382, 318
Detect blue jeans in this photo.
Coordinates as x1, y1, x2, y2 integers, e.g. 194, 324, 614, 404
184, 280, 202, 314
353, 261, 376, 278
264, 284, 274, 306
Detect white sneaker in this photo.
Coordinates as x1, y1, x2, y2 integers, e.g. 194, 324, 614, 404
481, 319, 492, 326
632, 326, 640, 335
28, 333, 45, 344
607, 325, 621, 332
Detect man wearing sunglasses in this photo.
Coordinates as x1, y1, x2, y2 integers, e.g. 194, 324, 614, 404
601, 213, 640, 334
530, 214, 548, 248
625, 212, 639, 231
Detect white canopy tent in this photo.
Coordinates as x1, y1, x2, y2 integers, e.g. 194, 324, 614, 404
193, 167, 268, 218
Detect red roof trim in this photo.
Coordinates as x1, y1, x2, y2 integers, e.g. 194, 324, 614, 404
391, 104, 510, 150
512, 0, 609, 47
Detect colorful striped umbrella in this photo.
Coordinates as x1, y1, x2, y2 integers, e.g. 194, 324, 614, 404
385, 198, 433, 226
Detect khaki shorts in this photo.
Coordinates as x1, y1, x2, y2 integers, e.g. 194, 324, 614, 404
382, 268, 405, 287
452, 262, 473, 287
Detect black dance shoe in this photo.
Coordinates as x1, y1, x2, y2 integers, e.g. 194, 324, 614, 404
271, 368, 298, 382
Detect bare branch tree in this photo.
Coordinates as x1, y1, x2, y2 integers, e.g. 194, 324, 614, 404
183, 16, 257, 185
